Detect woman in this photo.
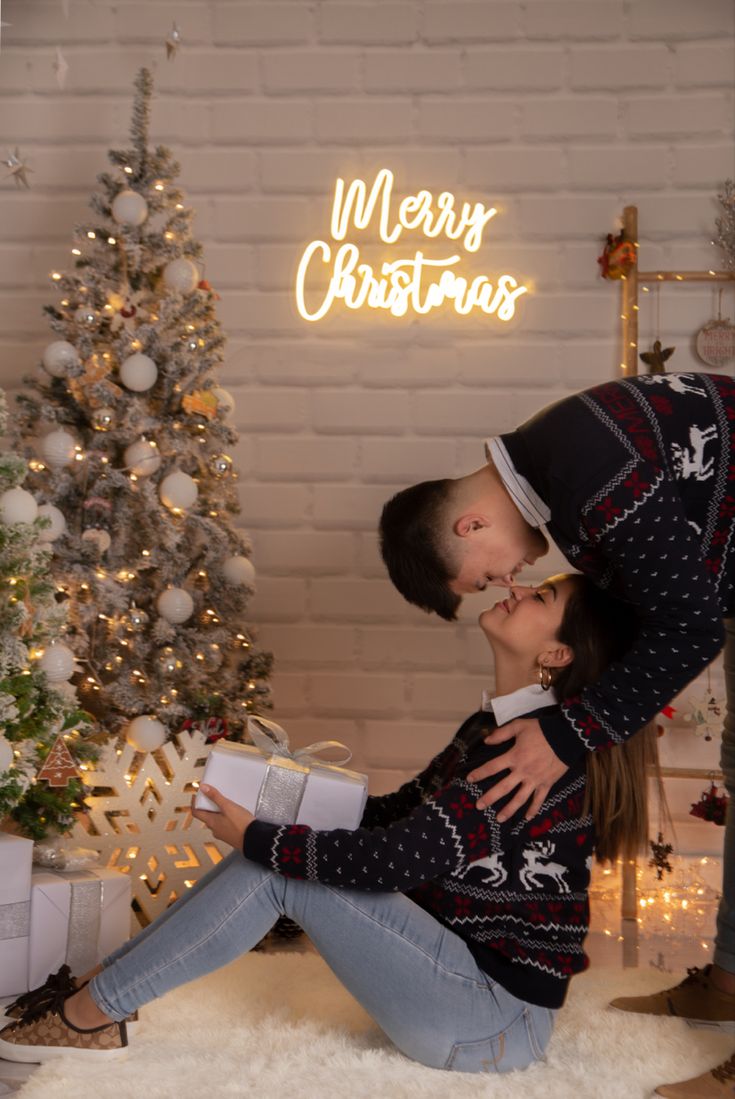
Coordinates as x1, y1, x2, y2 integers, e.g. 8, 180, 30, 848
0, 574, 657, 1073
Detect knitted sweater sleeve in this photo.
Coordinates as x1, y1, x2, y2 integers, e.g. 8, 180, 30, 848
242, 741, 522, 892
539, 460, 725, 766
358, 738, 462, 829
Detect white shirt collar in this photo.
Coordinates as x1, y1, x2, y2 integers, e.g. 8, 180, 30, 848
485, 437, 551, 527
481, 682, 557, 725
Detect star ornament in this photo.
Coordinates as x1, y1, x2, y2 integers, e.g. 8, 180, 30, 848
639, 339, 676, 374
165, 21, 182, 60
3, 147, 33, 189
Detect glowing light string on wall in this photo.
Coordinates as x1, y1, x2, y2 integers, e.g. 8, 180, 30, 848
295, 168, 529, 322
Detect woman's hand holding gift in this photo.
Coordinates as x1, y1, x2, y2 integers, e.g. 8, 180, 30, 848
191, 784, 255, 849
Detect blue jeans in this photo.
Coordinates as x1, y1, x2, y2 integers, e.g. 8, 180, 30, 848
716, 618, 735, 974
90, 853, 555, 1073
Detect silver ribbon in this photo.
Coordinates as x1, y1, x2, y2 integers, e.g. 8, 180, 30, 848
54, 871, 103, 976
0, 900, 30, 941
248, 717, 354, 826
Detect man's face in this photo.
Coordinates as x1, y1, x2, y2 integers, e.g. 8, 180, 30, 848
448, 519, 549, 596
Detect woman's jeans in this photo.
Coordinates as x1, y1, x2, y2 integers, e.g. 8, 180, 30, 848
90, 852, 555, 1073
717, 618, 735, 974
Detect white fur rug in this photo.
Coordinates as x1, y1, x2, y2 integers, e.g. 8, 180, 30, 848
11, 953, 734, 1099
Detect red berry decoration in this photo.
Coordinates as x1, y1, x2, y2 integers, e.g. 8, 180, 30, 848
690, 782, 729, 826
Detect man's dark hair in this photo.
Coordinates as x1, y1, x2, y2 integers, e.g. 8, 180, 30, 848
379, 479, 461, 621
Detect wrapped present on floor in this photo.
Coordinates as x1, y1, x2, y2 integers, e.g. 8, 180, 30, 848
194, 716, 368, 831
0, 832, 33, 996
28, 867, 132, 989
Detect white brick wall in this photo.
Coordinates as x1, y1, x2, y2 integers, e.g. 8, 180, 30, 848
1, 0, 733, 837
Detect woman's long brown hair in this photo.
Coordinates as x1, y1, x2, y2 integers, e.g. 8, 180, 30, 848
552, 575, 668, 864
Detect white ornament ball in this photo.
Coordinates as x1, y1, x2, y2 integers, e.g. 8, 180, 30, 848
124, 438, 161, 477
37, 504, 66, 542
39, 642, 76, 683
42, 340, 79, 378
41, 429, 77, 469
0, 488, 38, 525
163, 258, 199, 294
160, 470, 198, 511
212, 387, 235, 418
0, 733, 13, 774
157, 587, 194, 624
119, 353, 158, 393
125, 715, 167, 753
223, 555, 256, 589
81, 528, 111, 553
111, 189, 148, 227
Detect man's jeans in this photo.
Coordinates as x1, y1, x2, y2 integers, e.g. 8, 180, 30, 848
90, 852, 555, 1073
716, 619, 735, 975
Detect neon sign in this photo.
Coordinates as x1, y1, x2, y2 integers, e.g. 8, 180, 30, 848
295, 168, 528, 322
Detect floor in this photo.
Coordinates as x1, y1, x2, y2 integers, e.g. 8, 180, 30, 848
0, 853, 724, 1095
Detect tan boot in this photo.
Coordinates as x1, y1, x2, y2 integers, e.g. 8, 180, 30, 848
610, 966, 735, 1031
655, 1051, 735, 1097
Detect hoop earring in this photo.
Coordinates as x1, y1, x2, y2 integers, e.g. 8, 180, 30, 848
537, 664, 552, 691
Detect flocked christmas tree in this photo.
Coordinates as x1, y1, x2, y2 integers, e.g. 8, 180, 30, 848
0, 389, 93, 840
715, 179, 735, 269
12, 68, 272, 916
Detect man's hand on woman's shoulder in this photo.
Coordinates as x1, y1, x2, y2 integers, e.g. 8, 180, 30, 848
467, 718, 568, 823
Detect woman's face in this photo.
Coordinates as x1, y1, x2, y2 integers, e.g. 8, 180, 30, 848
478, 574, 577, 666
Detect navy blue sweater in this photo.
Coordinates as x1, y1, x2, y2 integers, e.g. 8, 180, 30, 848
498, 372, 735, 764
244, 703, 593, 1009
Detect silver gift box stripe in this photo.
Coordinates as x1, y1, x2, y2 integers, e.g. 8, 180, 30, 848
255, 757, 309, 824
65, 873, 103, 976
0, 900, 30, 940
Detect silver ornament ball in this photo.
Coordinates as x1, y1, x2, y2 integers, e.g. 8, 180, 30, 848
209, 453, 233, 479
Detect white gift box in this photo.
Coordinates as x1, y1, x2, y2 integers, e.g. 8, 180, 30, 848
28, 868, 132, 989
0, 832, 33, 996
194, 736, 368, 831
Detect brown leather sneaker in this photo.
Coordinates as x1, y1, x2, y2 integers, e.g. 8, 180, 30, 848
609, 966, 735, 1032
3, 964, 77, 1020
0, 996, 128, 1063
655, 1050, 735, 1097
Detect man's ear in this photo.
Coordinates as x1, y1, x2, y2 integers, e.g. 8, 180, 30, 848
538, 644, 574, 670
453, 514, 488, 537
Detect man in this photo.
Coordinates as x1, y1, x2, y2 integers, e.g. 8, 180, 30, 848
380, 372, 735, 1099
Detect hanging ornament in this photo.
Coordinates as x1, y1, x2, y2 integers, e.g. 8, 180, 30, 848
160, 470, 198, 510
41, 428, 77, 469
91, 406, 115, 432
695, 291, 735, 367
157, 587, 194, 624
639, 339, 675, 374
0, 487, 38, 524
3, 147, 34, 189
209, 453, 233, 479
123, 605, 149, 633
68, 352, 122, 408
0, 733, 13, 774
223, 555, 256, 588
165, 21, 182, 61
211, 387, 235, 419
42, 340, 79, 378
197, 278, 220, 300
158, 646, 183, 676
81, 528, 111, 553
690, 781, 729, 826
648, 831, 674, 881
37, 503, 66, 542
111, 189, 148, 227
180, 715, 229, 744
125, 715, 167, 753
39, 641, 76, 682
119, 352, 158, 392
683, 669, 725, 741
124, 437, 161, 477
182, 390, 218, 420
597, 229, 636, 280
163, 257, 199, 294
36, 734, 80, 787
75, 304, 100, 328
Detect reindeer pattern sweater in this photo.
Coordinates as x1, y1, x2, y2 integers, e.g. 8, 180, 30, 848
492, 372, 735, 766
243, 685, 594, 1010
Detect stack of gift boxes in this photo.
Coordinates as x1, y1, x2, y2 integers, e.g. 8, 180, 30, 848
0, 833, 132, 999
